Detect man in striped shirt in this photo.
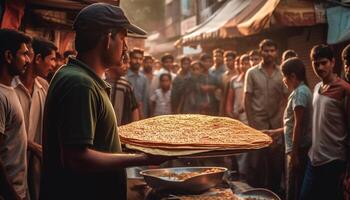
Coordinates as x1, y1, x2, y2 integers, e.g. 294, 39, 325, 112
105, 54, 139, 126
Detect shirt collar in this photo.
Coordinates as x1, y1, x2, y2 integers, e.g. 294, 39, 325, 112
68, 57, 111, 89
127, 69, 139, 77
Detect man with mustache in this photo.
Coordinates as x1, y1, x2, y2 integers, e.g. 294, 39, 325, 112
126, 48, 149, 118
243, 39, 288, 194
12, 37, 57, 200
300, 44, 350, 200
0, 29, 31, 200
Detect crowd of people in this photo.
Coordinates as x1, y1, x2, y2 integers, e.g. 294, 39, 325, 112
1, 3, 350, 200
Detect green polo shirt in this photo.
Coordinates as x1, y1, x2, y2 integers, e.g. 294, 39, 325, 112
41, 58, 126, 200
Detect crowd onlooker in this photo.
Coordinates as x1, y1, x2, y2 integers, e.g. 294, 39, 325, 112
243, 39, 288, 193
0, 28, 31, 200
150, 73, 172, 116
126, 48, 149, 118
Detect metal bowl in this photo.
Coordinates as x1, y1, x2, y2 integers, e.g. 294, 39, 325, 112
238, 188, 281, 200
140, 167, 228, 194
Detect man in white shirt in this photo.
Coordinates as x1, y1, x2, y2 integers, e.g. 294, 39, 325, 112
12, 37, 57, 200
0, 28, 31, 200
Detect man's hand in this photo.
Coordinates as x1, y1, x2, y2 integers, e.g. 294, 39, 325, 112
261, 128, 283, 141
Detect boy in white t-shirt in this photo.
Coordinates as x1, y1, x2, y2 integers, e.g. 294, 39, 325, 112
150, 73, 172, 116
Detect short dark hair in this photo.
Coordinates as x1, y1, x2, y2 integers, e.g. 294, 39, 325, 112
180, 56, 191, 64
240, 54, 250, 63
191, 60, 203, 69
0, 29, 31, 65
310, 44, 334, 61
199, 53, 212, 62
143, 55, 153, 62
129, 48, 144, 58
249, 49, 260, 57
161, 53, 174, 63
342, 44, 350, 63
75, 28, 121, 53
63, 50, 76, 59
224, 51, 237, 59
281, 57, 308, 86
259, 39, 278, 50
32, 37, 57, 59
282, 50, 297, 62
159, 73, 172, 81
213, 48, 224, 55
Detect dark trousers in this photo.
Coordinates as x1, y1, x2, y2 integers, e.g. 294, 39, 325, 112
244, 140, 284, 195
300, 159, 346, 200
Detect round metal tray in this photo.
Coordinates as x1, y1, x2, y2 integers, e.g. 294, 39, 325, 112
140, 167, 228, 194
237, 188, 281, 200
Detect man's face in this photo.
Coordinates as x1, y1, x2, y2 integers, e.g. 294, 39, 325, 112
102, 29, 127, 68
191, 63, 202, 77
202, 58, 213, 71
240, 59, 251, 73
181, 59, 191, 72
162, 58, 173, 71
261, 45, 277, 64
312, 57, 334, 81
34, 50, 56, 78
143, 58, 153, 73
213, 52, 223, 66
224, 56, 235, 70
343, 58, 350, 82
130, 52, 143, 71
160, 75, 171, 90
8, 43, 30, 76
250, 55, 261, 66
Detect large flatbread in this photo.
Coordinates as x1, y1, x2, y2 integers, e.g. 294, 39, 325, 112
119, 114, 272, 150
125, 144, 211, 156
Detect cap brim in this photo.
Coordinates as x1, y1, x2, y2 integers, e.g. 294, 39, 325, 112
125, 23, 147, 37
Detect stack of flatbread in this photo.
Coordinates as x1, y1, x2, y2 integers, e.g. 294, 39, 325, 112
118, 114, 272, 156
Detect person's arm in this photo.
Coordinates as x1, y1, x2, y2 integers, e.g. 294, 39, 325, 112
0, 135, 20, 200
226, 88, 236, 119
129, 89, 140, 122
62, 146, 172, 173
290, 106, 305, 168
244, 92, 254, 127
261, 128, 284, 141
131, 108, 140, 122
138, 103, 144, 119
27, 140, 42, 160
149, 92, 156, 117
143, 78, 150, 117
243, 70, 255, 127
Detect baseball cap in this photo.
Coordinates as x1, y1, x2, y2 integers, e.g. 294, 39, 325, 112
73, 3, 147, 36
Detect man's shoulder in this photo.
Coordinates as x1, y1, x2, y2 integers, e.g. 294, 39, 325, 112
36, 76, 49, 91
52, 65, 95, 89
248, 65, 260, 73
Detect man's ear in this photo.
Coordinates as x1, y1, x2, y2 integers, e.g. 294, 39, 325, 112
104, 32, 112, 50
4, 50, 13, 64
331, 58, 336, 68
35, 54, 42, 65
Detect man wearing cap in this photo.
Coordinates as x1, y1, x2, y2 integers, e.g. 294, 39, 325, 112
40, 3, 170, 200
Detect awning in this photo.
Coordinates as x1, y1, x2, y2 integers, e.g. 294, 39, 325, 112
28, 0, 120, 11
236, 0, 280, 35
177, 0, 279, 46
327, 6, 350, 44
273, 1, 323, 27
181, 0, 253, 45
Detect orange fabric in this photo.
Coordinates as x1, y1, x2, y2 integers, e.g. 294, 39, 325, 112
1, 0, 25, 29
